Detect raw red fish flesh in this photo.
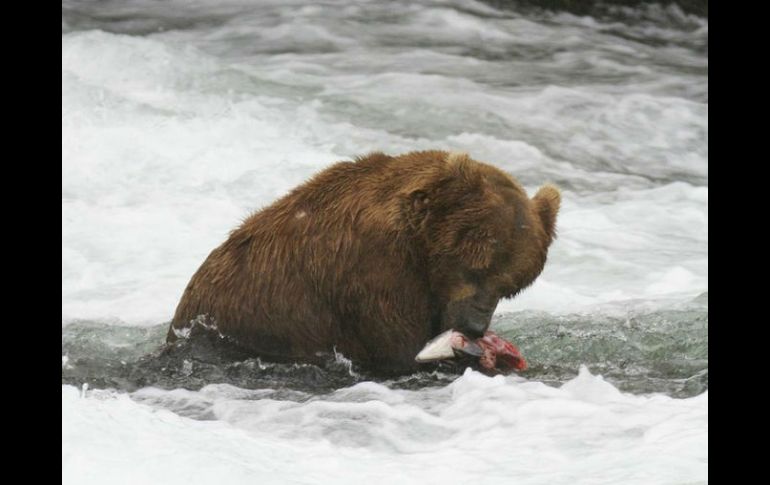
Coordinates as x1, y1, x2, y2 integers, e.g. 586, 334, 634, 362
415, 329, 527, 375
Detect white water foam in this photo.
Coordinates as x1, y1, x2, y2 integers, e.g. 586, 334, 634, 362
62, 26, 706, 324
63, 367, 707, 485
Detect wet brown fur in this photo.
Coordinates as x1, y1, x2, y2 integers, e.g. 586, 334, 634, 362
167, 150, 561, 373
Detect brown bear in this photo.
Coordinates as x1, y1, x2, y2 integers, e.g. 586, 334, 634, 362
167, 150, 560, 374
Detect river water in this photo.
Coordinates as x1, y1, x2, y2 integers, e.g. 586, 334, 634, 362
62, 1, 708, 483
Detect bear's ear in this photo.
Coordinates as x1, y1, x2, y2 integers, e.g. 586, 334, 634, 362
405, 190, 430, 229
532, 184, 561, 245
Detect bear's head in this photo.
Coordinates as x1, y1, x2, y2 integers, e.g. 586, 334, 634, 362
404, 152, 561, 338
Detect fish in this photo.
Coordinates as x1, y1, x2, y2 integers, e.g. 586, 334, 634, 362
415, 330, 484, 362
476, 331, 528, 374
415, 329, 527, 375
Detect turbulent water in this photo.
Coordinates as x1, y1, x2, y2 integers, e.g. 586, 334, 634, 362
62, 1, 707, 484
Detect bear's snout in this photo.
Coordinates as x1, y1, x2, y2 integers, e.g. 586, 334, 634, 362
442, 290, 499, 339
